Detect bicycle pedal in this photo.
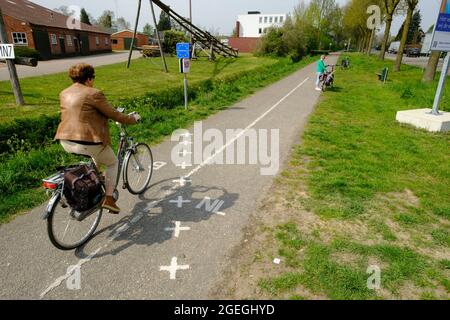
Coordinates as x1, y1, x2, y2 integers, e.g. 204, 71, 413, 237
122, 184, 126, 190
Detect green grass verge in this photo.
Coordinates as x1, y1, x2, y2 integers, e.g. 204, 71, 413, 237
0, 54, 318, 224
0, 54, 276, 124
256, 53, 450, 299
301, 54, 450, 220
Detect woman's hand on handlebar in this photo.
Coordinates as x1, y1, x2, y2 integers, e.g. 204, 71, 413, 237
129, 111, 141, 123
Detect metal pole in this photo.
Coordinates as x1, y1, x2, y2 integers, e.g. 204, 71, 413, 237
0, 8, 24, 105
127, 0, 142, 69
149, 0, 168, 73
183, 73, 188, 110
431, 52, 450, 115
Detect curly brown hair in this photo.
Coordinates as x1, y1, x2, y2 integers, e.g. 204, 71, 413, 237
68, 63, 95, 84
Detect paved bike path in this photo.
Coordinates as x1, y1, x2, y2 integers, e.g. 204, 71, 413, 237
0, 55, 338, 299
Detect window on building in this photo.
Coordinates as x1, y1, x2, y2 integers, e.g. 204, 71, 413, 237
50, 33, 57, 45
112, 39, 118, 45
275, 17, 278, 23
95, 36, 100, 46
263, 28, 267, 33
259, 28, 262, 34
11, 32, 27, 45
259, 17, 262, 23
66, 35, 72, 46
264, 16, 268, 23
269, 17, 273, 23
105, 37, 109, 45
280, 16, 284, 23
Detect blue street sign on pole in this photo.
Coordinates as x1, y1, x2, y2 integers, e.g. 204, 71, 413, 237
176, 42, 190, 59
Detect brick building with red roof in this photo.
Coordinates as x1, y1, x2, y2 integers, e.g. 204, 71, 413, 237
0, 0, 111, 59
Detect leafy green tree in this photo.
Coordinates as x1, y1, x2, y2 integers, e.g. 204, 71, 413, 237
80, 8, 91, 25
408, 10, 422, 44
97, 10, 114, 30
143, 23, 154, 37
115, 17, 131, 31
163, 30, 188, 54
259, 28, 289, 56
157, 11, 171, 31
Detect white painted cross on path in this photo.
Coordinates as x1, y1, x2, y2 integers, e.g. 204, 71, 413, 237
169, 196, 191, 208
165, 221, 191, 238
176, 162, 192, 169
159, 257, 190, 280
172, 176, 191, 187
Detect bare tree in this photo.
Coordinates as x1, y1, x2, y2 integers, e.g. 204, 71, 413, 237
394, 0, 419, 72
379, 0, 402, 60
422, 51, 441, 82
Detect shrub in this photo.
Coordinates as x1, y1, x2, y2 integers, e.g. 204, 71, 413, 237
13, 46, 40, 60
258, 28, 289, 57
163, 30, 189, 54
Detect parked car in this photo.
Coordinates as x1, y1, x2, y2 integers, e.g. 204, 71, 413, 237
406, 47, 421, 57
388, 41, 400, 54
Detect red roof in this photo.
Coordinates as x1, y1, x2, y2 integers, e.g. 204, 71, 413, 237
0, 0, 110, 34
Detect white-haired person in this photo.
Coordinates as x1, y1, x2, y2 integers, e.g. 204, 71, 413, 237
315, 55, 327, 91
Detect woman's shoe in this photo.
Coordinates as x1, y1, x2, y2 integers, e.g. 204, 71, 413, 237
102, 196, 120, 214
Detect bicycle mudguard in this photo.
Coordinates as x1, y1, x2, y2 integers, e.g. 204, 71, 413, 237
42, 193, 60, 220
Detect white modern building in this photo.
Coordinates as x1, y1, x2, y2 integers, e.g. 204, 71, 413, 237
236, 11, 288, 38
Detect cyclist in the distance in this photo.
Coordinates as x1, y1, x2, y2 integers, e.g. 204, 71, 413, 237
55, 63, 141, 214
315, 55, 327, 91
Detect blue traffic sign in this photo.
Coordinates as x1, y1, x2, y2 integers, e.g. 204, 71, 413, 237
176, 42, 190, 59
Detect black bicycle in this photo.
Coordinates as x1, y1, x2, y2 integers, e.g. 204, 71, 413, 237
42, 109, 153, 250
320, 65, 335, 92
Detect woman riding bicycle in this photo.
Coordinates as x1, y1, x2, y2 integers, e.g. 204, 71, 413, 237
54, 63, 141, 214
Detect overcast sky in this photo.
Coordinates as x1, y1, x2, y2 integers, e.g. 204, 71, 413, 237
30, 0, 441, 36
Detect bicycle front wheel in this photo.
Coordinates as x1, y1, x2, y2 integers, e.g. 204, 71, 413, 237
124, 143, 153, 195
47, 194, 102, 250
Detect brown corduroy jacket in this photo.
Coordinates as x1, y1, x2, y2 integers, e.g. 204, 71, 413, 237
54, 83, 136, 145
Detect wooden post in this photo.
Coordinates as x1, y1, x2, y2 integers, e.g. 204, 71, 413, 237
149, 0, 168, 73
0, 8, 24, 106
127, 0, 142, 69
209, 42, 215, 61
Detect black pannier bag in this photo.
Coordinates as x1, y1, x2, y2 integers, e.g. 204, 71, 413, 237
63, 164, 103, 212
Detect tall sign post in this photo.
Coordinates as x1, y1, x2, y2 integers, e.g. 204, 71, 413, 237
430, 0, 450, 115
177, 42, 190, 110
0, 8, 24, 106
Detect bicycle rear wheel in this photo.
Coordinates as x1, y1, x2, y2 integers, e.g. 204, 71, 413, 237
47, 194, 102, 250
123, 143, 153, 195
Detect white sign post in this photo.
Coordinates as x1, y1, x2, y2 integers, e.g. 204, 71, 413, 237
0, 8, 24, 106
179, 58, 191, 110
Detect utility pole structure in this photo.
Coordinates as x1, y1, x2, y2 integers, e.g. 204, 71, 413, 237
127, 0, 142, 69
0, 8, 24, 105
189, 0, 193, 44
150, 0, 168, 72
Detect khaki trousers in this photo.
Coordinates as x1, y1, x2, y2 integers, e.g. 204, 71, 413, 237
60, 140, 118, 195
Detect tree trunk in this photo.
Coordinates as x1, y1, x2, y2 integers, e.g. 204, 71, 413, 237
422, 51, 441, 82
359, 35, 365, 52
366, 28, 375, 56
394, 6, 413, 72
365, 31, 371, 52
379, 15, 393, 60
